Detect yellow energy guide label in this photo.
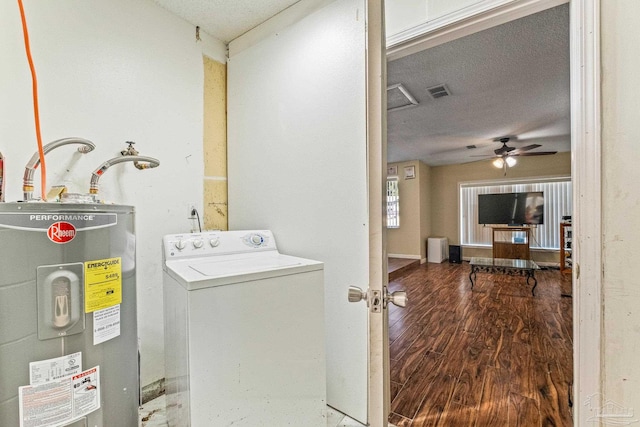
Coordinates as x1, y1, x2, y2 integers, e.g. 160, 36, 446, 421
84, 257, 122, 312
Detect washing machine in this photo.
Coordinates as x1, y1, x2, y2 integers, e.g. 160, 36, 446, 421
162, 230, 326, 427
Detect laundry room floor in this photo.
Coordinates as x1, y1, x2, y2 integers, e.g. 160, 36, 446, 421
139, 395, 366, 427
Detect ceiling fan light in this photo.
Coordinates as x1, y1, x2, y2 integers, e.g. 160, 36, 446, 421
505, 157, 517, 167
492, 158, 504, 168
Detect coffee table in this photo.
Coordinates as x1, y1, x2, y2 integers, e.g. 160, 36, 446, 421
469, 257, 540, 296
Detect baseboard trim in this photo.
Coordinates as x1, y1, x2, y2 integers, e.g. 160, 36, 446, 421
388, 253, 421, 260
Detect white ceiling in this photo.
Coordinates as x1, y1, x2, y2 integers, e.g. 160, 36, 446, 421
387, 4, 571, 166
153, 1, 570, 167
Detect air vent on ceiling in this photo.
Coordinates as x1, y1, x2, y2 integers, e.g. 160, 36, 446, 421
387, 83, 419, 112
426, 84, 451, 99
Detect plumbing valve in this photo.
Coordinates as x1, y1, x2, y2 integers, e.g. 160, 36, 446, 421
120, 141, 139, 157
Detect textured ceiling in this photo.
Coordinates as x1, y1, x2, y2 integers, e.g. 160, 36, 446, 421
387, 4, 570, 166
152, 0, 302, 43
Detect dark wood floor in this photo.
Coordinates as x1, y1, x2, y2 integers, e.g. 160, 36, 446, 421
387, 261, 573, 427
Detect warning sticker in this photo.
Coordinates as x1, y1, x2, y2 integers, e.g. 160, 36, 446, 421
71, 367, 100, 416
19, 366, 100, 427
84, 258, 122, 313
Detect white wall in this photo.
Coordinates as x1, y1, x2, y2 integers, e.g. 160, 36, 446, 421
0, 0, 225, 388
601, 0, 640, 415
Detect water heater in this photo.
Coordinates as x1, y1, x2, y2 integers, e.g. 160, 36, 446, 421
0, 202, 139, 427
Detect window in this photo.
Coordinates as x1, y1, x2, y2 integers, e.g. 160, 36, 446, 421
387, 178, 399, 228
460, 177, 572, 249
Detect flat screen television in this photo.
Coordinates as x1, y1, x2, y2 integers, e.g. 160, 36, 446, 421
478, 191, 544, 225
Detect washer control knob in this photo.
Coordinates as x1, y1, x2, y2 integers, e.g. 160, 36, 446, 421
209, 238, 220, 247
174, 240, 186, 251
251, 234, 263, 245
192, 239, 204, 249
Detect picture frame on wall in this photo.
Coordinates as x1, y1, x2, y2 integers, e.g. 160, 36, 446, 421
387, 165, 398, 176
404, 165, 415, 179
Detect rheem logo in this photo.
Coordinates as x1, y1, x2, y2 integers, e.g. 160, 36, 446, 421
47, 221, 77, 244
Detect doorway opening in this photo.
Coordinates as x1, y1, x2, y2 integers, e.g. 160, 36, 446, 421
385, 3, 574, 425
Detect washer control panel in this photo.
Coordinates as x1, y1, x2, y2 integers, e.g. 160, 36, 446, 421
163, 230, 276, 261
242, 232, 270, 248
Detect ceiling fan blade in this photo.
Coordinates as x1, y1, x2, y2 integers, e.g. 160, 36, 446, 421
470, 154, 494, 157
512, 151, 558, 156
513, 144, 542, 154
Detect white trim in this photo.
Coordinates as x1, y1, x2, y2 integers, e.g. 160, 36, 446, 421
570, 0, 602, 424
203, 176, 228, 181
387, 0, 568, 61
387, 253, 421, 260
198, 31, 228, 64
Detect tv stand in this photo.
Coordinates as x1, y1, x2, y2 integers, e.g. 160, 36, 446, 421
492, 227, 531, 260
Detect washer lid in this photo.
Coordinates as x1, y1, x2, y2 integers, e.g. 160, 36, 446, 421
189, 255, 303, 277
164, 253, 323, 290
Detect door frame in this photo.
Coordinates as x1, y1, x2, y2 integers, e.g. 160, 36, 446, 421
376, 1, 601, 426
366, 1, 390, 426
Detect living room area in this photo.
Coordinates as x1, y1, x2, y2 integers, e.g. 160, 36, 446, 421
385, 3, 574, 425
385, 157, 573, 424
385, 2, 571, 267
385, 150, 574, 425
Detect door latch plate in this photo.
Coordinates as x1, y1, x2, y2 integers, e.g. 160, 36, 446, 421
370, 290, 382, 313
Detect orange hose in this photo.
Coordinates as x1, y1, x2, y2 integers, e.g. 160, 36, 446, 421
17, 0, 47, 201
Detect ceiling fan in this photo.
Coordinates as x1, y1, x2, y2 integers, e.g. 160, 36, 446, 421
478, 137, 557, 175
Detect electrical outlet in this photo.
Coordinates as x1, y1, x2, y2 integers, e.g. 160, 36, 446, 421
187, 203, 196, 219
187, 204, 200, 234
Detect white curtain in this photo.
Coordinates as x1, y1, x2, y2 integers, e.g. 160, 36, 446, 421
460, 178, 572, 249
